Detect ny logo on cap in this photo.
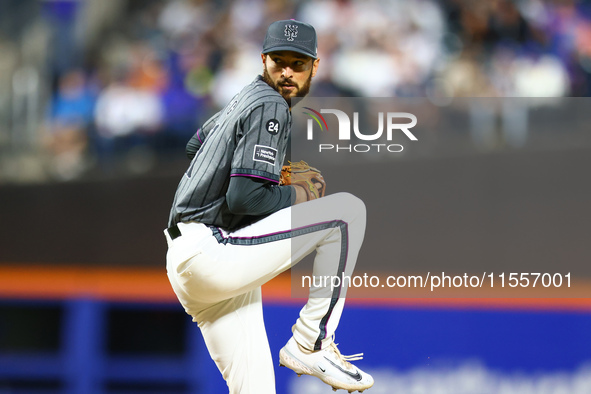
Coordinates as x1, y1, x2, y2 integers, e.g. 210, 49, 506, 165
284, 24, 298, 41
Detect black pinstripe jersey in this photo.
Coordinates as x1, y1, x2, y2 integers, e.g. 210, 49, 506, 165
168, 75, 291, 230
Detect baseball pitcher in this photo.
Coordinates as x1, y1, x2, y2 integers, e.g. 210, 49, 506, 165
164, 19, 374, 394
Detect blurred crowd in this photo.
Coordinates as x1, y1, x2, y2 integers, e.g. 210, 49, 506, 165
1, 0, 591, 182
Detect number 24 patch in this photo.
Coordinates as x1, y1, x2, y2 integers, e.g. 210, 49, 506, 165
266, 119, 280, 135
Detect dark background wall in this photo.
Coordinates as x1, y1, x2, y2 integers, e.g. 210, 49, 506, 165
1, 146, 589, 277
0, 175, 179, 266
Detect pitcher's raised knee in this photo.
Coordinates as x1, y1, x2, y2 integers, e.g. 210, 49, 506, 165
330, 192, 366, 223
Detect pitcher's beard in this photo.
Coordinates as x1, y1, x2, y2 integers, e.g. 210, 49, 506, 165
262, 67, 312, 107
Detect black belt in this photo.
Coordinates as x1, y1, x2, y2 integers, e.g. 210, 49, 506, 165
167, 224, 182, 240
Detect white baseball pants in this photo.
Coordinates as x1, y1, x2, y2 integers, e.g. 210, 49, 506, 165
165, 192, 366, 394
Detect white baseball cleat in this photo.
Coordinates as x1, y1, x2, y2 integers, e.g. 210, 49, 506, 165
279, 337, 374, 392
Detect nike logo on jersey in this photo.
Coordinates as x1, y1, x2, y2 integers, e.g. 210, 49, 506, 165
324, 357, 362, 381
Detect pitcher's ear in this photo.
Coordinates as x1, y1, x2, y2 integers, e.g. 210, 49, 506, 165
311, 58, 320, 77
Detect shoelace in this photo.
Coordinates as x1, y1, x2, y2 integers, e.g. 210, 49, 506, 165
328, 341, 364, 368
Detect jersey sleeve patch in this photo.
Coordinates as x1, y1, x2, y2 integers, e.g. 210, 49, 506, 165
253, 145, 277, 165
266, 119, 280, 135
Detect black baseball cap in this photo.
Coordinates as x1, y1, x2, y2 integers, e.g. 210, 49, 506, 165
262, 20, 317, 59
